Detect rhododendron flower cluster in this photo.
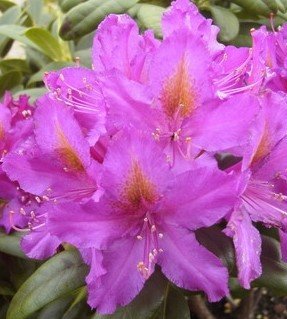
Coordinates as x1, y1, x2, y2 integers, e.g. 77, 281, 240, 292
2, 0, 287, 314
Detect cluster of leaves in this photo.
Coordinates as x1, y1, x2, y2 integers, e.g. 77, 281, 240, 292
0, 0, 286, 99
1, 225, 287, 319
1, 0, 287, 318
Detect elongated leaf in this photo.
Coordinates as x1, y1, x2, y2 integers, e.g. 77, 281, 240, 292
0, 70, 22, 97
59, 0, 140, 40
0, 59, 30, 74
27, 61, 73, 86
0, 25, 38, 49
209, 5, 239, 42
6, 250, 88, 319
59, 0, 88, 13
26, 0, 43, 25
0, 231, 26, 259
25, 28, 66, 61
92, 270, 167, 319
137, 4, 165, 38
0, 6, 22, 57
232, 0, 273, 16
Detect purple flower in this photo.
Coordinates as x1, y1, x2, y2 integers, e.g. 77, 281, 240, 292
225, 92, 287, 288
2, 95, 100, 258
48, 130, 237, 313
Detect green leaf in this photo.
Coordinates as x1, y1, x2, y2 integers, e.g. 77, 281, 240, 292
24, 28, 67, 61
0, 231, 26, 259
26, 0, 44, 25
252, 235, 287, 295
0, 0, 15, 12
59, 0, 140, 40
59, 0, 89, 13
0, 25, 38, 49
137, 4, 165, 38
160, 285, 190, 319
0, 59, 30, 74
0, 6, 22, 57
27, 61, 74, 86
0, 70, 22, 97
6, 250, 88, 319
209, 5, 240, 42
92, 270, 167, 319
0, 281, 14, 296
196, 225, 235, 273
232, 0, 273, 17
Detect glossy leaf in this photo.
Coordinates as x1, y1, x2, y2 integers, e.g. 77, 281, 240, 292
6, 250, 88, 319
59, 0, 140, 40
137, 4, 165, 38
209, 5, 240, 42
26, 0, 44, 25
0, 25, 38, 49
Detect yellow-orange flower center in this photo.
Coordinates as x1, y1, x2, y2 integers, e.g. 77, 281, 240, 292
56, 123, 85, 172
161, 56, 198, 118
124, 161, 157, 208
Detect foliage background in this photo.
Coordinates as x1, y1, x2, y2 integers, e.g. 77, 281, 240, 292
1, 0, 287, 318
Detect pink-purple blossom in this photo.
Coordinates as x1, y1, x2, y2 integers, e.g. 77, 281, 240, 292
2, 0, 287, 315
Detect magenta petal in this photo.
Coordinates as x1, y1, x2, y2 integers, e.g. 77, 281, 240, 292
158, 226, 228, 302
21, 230, 61, 259
35, 96, 91, 168
191, 94, 260, 154
81, 248, 106, 284
162, 0, 223, 54
165, 167, 237, 230
92, 14, 159, 82
87, 237, 145, 314
225, 208, 262, 289
48, 202, 130, 250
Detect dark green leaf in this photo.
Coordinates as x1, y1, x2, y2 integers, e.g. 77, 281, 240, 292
0, 70, 22, 98
209, 5, 240, 42
160, 285, 190, 319
196, 225, 235, 273
59, 0, 140, 40
137, 4, 165, 38
0, 59, 30, 74
6, 250, 88, 319
59, 0, 89, 13
0, 281, 14, 296
232, 0, 273, 17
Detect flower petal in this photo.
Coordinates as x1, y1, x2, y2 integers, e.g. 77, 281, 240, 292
158, 225, 228, 302
225, 208, 262, 288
